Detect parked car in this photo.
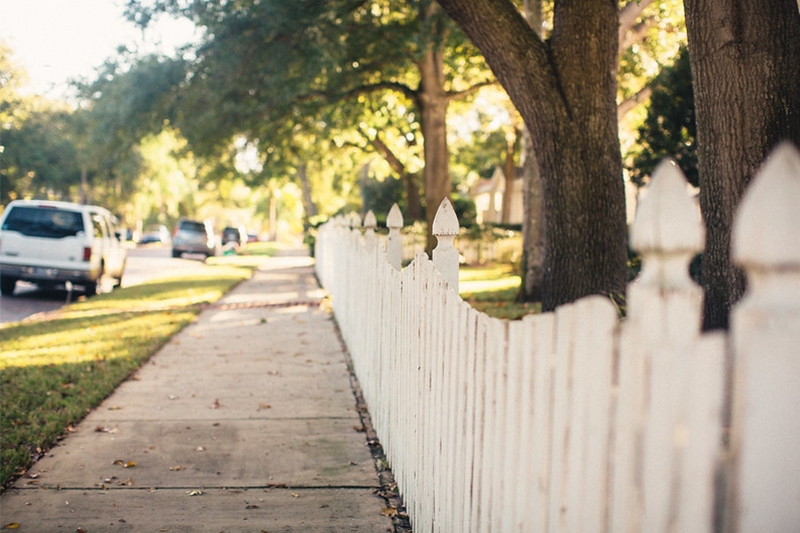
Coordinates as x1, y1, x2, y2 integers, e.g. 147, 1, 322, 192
221, 226, 247, 250
139, 224, 171, 245
172, 218, 218, 258
0, 199, 127, 296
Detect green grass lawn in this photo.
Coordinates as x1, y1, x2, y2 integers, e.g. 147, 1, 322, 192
459, 263, 541, 320
0, 254, 272, 489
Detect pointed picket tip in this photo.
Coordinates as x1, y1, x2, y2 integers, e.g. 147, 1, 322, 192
351, 213, 362, 229
363, 210, 377, 229
733, 141, 800, 269
630, 158, 704, 255
387, 203, 404, 229
432, 197, 459, 237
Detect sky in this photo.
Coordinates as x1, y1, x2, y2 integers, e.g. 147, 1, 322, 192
0, 0, 196, 99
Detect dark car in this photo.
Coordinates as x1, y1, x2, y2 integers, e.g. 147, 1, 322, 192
221, 226, 247, 250
172, 219, 217, 258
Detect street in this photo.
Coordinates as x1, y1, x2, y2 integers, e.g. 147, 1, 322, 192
0, 246, 213, 324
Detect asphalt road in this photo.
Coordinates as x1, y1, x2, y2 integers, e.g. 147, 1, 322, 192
0, 246, 213, 324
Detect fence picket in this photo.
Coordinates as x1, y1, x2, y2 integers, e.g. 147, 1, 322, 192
728, 142, 800, 532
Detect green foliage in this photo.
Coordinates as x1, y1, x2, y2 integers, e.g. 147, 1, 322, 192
123, 0, 494, 221
628, 47, 697, 187
0, 102, 82, 203
360, 175, 406, 223
451, 194, 478, 228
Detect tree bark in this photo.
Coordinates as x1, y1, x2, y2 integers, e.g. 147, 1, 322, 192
419, 2, 452, 254
297, 163, 318, 229
684, 0, 800, 329
518, 0, 545, 302
500, 127, 518, 224
437, 0, 628, 310
519, 128, 545, 301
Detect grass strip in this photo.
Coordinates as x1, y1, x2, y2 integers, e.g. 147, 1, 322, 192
459, 263, 541, 320
0, 257, 268, 489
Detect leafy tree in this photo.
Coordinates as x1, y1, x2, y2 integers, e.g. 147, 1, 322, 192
628, 46, 697, 188
436, 0, 629, 311
1, 101, 82, 202
124, 0, 495, 250
684, 0, 800, 329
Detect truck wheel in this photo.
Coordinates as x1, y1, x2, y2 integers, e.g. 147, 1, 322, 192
0, 276, 17, 296
84, 281, 99, 296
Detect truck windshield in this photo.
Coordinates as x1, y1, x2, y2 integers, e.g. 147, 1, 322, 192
1, 206, 85, 238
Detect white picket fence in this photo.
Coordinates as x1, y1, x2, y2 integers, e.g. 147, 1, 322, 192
314, 142, 800, 533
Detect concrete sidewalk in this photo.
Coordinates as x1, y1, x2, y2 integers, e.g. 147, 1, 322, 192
1, 249, 396, 532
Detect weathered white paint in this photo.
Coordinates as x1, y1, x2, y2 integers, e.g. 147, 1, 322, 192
314, 143, 800, 533
728, 142, 800, 532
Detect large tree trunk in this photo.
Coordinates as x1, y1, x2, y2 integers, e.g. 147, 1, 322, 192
519, 128, 545, 301
684, 0, 800, 330
518, 0, 545, 302
419, 2, 453, 254
500, 128, 517, 224
438, 0, 628, 310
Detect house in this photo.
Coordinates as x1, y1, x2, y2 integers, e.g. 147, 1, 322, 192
470, 166, 524, 225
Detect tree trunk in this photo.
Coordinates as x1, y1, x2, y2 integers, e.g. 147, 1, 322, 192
438, 0, 628, 310
519, 128, 545, 301
297, 163, 318, 229
419, 2, 452, 254
518, 0, 545, 302
500, 128, 517, 224
684, 0, 800, 330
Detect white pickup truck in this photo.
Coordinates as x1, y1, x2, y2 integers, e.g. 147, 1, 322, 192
0, 200, 127, 296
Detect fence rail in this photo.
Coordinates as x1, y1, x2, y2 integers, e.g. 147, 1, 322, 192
314, 142, 800, 533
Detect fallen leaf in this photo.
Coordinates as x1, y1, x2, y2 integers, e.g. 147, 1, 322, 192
291, 492, 299, 498
76, 528, 88, 533
210, 399, 220, 409
123, 461, 136, 468
107, 406, 123, 411
187, 490, 204, 496
381, 507, 398, 517
116, 478, 133, 486
169, 465, 186, 471
257, 403, 271, 411
3, 524, 21, 529
195, 446, 206, 452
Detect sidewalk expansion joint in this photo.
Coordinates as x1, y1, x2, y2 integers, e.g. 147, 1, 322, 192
208, 300, 322, 310
9, 484, 382, 492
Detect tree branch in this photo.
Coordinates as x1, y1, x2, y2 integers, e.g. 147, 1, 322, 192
446, 79, 498, 102
618, 0, 654, 51
617, 85, 653, 121
360, 127, 408, 177
297, 81, 420, 109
